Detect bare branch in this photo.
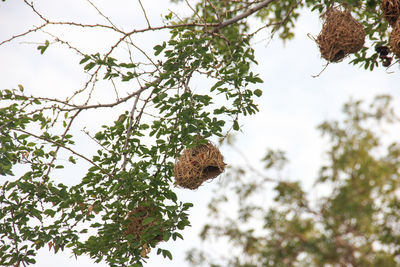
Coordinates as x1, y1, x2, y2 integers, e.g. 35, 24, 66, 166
67, 76, 161, 111
86, 0, 121, 32
41, 30, 85, 56
23, 0, 49, 22
43, 109, 82, 179
185, 0, 203, 24
211, 0, 276, 33
138, 0, 151, 28
0, 24, 47, 46
121, 94, 141, 171
15, 128, 112, 177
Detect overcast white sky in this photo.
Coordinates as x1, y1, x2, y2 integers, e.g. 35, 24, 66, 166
1, 1, 400, 266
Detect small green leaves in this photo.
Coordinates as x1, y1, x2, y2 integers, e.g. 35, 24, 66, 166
157, 248, 173, 260
182, 202, 193, 210
44, 209, 56, 218
37, 40, 49, 54
153, 42, 166, 56
165, 11, 173, 20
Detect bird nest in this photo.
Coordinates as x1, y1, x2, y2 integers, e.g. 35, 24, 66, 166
123, 205, 163, 243
174, 141, 225, 190
316, 7, 365, 62
390, 20, 400, 57
382, 0, 400, 26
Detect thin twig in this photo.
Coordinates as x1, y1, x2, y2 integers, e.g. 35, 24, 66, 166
10, 209, 21, 267
43, 109, 82, 180
41, 30, 85, 56
86, 0, 120, 31
185, 0, 203, 23
248, 0, 301, 38
211, 0, 276, 33
110, 79, 120, 101
15, 128, 112, 177
127, 40, 160, 70
121, 94, 141, 171
83, 71, 99, 106
206, 0, 223, 24
0, 24, 47, 46
311, 62, 329, 78
138, 0, 151, 28
23, 0, 49, 22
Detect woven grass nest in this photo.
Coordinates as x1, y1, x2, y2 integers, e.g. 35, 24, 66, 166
382, 0, 400, 26
123, 205, 163, 243
174, 141, 225, 190
390, 20, 400, 57
317, 7, 365, 62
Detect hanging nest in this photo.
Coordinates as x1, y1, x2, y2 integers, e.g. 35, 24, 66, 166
381, 0, 400, 26
390, 20, 400, 57
316, 7, 366, 62
123, 205, 163, 243
174, 141, 225, 190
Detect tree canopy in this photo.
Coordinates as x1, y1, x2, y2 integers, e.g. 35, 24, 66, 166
188, 95, 400, 266
0, 0, 398, 266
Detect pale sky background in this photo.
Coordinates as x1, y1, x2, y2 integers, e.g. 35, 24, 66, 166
1, 0, 400, 266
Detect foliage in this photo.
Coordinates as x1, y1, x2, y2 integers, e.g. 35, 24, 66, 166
0, 0, 398, 266
187, 95, 400, 266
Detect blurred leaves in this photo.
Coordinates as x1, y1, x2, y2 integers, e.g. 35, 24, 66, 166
189, 95, 400, 266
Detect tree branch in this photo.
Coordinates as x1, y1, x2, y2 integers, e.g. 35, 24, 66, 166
43, 109, 82, 180
138, 0, 151, 28
15, 128, 112, 177
211, 0, 276, 33
121, 94, 141, 171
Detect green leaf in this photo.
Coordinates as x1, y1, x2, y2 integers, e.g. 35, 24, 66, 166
163, 232, 171, 241
44, 209, 56, 217
233, 120, 239, 131
84, 62, 96, 71
183, 203, 193, 210
37, 40, 50, 54
153, 42, 166, 56
68, 156, 76, 164
177, 220, 187, 230
18, 134, 29, 140
162, 249, 173, 260
142, 217, 155, 225
79, 55, 91, 64
210, 81, 224, 92
254, 89, 263, 97
172, 232, 183, 241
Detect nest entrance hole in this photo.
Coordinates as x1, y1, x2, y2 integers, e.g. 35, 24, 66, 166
202, 165, 222, 180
